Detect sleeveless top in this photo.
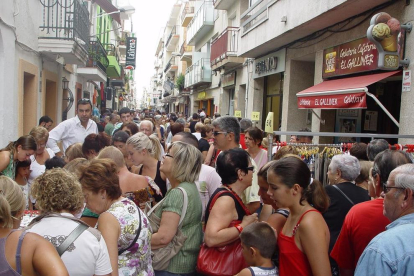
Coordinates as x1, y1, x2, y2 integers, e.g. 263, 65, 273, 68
0, 231, 28, 276
204, 187, 247, 225
248, 265, 279, 276
1, 153, 15, 180
278, 209, 319, 276
139, 161, 167, 197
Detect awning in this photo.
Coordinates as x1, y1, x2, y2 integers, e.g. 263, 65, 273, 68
297, 71, 401, 109
93, 0, 121, 24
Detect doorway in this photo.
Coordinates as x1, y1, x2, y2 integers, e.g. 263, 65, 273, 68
45, 80, 57, 126
23, 72, 37, 134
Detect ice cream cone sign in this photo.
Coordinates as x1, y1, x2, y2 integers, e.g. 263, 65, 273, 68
367, 12, 401, 70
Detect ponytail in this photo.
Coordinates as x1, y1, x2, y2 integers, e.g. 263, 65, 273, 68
0, 141, 16, 153
303, 180, 329, 213
1, 135, 37, 154
149, 134, 163, 161
269, 156, 329, 212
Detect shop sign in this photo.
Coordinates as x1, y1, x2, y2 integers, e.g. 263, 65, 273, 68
222, 72, 236, 87
252, 112, 260, 121
198, 91, 206, 99
367, 12, 403, 70
253, 48, 286, 79
297, 92, 367, 109
402, 70, 411, 92
126, 37, 137, 69
323, 37, 379, 78
234, 110, 242, 117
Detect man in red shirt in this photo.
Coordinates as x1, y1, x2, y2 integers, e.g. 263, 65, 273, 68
331, 150, 412, 276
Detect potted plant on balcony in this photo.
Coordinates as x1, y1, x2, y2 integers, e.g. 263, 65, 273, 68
175, 73, 185, 92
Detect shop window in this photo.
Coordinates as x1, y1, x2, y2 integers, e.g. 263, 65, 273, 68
263, 73, 283, 130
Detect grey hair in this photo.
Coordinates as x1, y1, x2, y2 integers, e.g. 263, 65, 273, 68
212, 116, 241, 144
394, 164, 414, 191
169, 141, 203, 183
176, 118, 186, 125
330, 154, 361, 181
239, 118, 252, 132
140, 120, 154, 131
367, 139, 389, 161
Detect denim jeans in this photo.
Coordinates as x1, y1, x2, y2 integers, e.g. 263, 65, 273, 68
154, 271, 196, 276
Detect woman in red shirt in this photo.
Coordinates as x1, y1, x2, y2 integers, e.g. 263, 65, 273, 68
267, 156, 331, 276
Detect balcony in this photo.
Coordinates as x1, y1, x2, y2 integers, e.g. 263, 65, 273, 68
213, 0, 234, 10
77, 37, 108, 82
167, 3, 182, 26
180, 42, 193, 62
165, 26, 180, 52
210, 27, 244, 70
103, 44, 121, 78
181, 1, 195, 27
164, 56, 178, 74
187, 1, 214, 46
38, 0, 89, 65
185, 58, 211, 88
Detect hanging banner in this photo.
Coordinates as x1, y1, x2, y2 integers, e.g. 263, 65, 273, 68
297, 92, 367, 109
126, 37, 137, 69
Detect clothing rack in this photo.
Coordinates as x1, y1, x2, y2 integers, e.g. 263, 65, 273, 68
266, 131, 414, 162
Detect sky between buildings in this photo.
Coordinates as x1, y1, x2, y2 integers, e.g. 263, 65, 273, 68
132, 0, 178, 103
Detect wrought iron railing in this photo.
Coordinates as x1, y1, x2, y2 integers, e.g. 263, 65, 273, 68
181, 1, 195, 24
39, 0, 90, 52
102, 43, 120, 63
88, 37, 109, 72
180, 42, 193, 56
164, 56, 177, 73
166, 25, 179, 46
210, 27, 239, 66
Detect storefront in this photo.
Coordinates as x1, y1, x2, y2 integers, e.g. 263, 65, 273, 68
195, 91, 215, 117
296, 32, 405, 144
253, 49, 286, 130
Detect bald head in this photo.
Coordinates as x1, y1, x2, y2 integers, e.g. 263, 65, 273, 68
172, 132, 198, 148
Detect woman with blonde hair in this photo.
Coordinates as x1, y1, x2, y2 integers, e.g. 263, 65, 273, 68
0, 176, 69, 276
64, 142, 84, 163
0, 135, 37, 179
79, 159, 153, 276
150, 141, 204, 275
126, 132, 167, 197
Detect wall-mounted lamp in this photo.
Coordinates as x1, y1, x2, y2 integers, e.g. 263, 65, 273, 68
62, 77, 74, 121
62, 77, 69, 90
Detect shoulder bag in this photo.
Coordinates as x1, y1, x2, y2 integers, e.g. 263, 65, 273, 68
147, 187, 188, 270
196, 190, 250, 276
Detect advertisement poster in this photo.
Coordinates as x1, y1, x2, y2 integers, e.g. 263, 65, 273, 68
402, 70, 411, 92
364, 111, 378, 131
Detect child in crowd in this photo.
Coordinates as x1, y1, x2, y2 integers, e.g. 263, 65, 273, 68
14, 160, 31, 209
237, 222, 279, 276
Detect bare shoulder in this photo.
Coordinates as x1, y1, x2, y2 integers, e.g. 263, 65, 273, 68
211, 193, 236, 211
236, 268, 253, 276
298, 210, 328, 233
0, 150, 11, 161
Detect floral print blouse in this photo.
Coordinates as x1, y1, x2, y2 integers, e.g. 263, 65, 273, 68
106, 198, 154, 276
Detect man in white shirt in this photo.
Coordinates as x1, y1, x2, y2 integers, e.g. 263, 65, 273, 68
47, 98, 98, 156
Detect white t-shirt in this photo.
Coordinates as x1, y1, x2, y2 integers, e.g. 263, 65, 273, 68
192, 132, 202, 141
27, 213, 112, 276
28, 148, 55, 203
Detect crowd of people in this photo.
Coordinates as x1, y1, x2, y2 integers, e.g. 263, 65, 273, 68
1, 99, 414, 276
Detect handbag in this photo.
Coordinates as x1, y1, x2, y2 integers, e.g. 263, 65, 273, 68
147, 187, 188, 271
196, 190, 250, 276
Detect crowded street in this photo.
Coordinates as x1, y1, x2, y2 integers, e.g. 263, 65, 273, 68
1, 0, 414, 276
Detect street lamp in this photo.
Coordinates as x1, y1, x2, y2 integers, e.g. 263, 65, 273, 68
62, 77, 69, 90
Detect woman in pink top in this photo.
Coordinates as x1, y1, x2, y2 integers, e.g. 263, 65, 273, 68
267, 157, 331, 276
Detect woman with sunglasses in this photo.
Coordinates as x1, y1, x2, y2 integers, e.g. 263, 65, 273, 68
150, 141, 203, 276
0, 176, 69, 276
203, 148, 258, 275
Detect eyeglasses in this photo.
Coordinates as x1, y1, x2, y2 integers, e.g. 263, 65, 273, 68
165, 153, 174, 158
213, 131, 228, 136
246, 166, 255, 172
383, 183, 406, 194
